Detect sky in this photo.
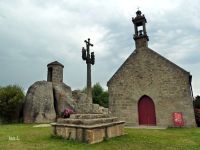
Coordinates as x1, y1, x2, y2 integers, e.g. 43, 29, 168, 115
0, 0, 200, 96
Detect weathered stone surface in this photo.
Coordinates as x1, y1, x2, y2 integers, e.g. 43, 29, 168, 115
72, 91, 109, 114
107, 44, 196, 127
92, 104, 109, 114
70, 114, 110, 119
72, 90, 87, 103
72, 90, 93, 113
23, 61, 109, 123
57, 117, 118, 125
23, 81, 56, 123
107, 124, 124, 138
51, 113, 125, 144
47, 61, 64, 84
86, 128, 105, 144
53, 83, 75, 116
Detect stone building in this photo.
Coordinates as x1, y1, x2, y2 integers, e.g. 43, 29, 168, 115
107, 10, 196, 127
47, 61, 64, 83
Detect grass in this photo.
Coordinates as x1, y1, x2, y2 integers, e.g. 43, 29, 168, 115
0, 124, 200, 150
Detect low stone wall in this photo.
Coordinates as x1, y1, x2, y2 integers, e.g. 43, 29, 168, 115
51, 114, 125, 144
51, 122, 124, 144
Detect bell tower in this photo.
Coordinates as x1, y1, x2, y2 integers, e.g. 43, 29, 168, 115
132, 10, 149, 49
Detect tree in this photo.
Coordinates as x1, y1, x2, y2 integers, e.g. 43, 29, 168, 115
99, 90, 109, 108
193, 95, 200, 127
92, 83, 103, 104
0, 85, 25, 123
92, 83, 108, 108
82, 83, 109, 108
194, 95, 200, 108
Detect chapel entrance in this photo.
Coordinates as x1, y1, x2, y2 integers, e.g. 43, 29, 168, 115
138, 95, 156, 126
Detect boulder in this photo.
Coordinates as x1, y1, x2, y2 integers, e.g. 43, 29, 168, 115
53, 83, 75, 116
72, 90, 87, 104
23, 81, 56, 123
72, 90, 108, 114
72, 90, 91, 113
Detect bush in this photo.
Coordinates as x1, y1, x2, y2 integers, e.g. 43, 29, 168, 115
193, 95, 200, 108
0, 85, 25, 123
194, 108, 200, 127
193, 95, 200, 127
82, 83, 109, 108
62, 108, 74, 118
99, 91, 109, 108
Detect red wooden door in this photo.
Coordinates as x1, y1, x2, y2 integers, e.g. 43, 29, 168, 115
138, 96, 156, 126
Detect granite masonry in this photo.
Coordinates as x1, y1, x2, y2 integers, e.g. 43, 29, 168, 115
107, 10, 196, 127
51, 114, 125, 144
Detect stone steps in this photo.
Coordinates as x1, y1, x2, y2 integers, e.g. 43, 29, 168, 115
52, 113, 125, 144
57, 117, 118, 125
70, 113, 110, 119
51, 120, 125, 129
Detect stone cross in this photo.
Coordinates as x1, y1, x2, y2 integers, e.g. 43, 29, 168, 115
82, 38, 95, 104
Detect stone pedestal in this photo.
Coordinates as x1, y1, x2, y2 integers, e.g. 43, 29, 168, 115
51, 114, 125, 144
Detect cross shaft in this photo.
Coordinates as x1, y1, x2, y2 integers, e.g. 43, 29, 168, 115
82, 38, 95, 105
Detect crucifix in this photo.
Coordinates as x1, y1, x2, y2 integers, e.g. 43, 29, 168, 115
82, 38, 95, 104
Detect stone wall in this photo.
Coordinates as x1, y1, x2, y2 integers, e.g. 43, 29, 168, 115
51, 114, 125, 144
108, 47, 196, 127
47, 61, 63, 84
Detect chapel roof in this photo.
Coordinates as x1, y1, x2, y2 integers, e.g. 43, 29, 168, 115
47, 61, 64, 68
107, 48, 190, 86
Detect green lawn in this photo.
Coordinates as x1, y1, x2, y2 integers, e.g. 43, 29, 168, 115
0, 124, 200, 150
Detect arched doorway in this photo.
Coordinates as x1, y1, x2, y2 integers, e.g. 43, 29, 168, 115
138, 95, 156, 126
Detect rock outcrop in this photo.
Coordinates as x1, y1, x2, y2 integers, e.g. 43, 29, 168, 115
72, 90, 108, 114
23, 61, 109, 123
53, 83, 75, 116
23, 81, 56, 123
23, 82, 108, 123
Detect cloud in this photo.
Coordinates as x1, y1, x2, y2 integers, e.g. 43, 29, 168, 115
0, 0, 199, 96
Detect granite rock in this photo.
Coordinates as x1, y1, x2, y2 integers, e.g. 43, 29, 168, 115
23, 81, 56, 123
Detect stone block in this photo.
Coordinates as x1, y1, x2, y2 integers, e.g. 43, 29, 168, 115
86, 128, 105, 144
51, 114, 125, 144
107, 124, 124, 138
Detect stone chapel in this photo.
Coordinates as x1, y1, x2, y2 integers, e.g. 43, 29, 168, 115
107, 10, 196, 127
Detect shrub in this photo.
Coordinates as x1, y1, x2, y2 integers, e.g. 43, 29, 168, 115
0, 85, 25, 123
92, 83, 108, 108
194, 108, 200, 127
193, 95, 200, 127
82, 83, 109, 108
62, 108, 74, 118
